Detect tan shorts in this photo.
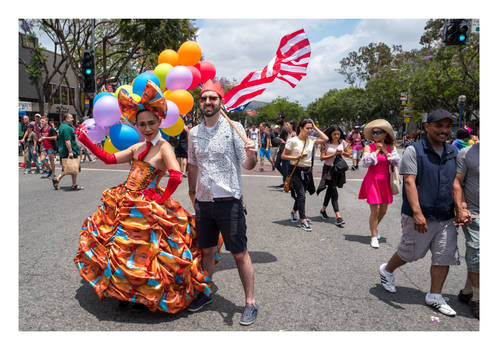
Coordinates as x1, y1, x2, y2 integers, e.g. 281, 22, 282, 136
396, 214, 460, 266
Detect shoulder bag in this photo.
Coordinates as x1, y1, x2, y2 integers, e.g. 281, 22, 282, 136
284, 138, 308, 193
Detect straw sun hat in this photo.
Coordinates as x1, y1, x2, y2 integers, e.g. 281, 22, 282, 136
364, 119, 394, 142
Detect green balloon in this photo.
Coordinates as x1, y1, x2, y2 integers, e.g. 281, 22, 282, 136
153, 63, 174, 91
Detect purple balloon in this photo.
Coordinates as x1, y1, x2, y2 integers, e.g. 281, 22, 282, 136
160, 100, 180, 128
165, 66, 193, 91
93, 95, 122, 128
83, 118, 108, 143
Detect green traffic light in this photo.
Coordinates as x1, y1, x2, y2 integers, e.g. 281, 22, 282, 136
85, 68, 92, 75
459, 34, 466, 41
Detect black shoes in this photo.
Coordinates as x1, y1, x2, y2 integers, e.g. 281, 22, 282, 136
335, 217, 345, 226
457, 290, 473, 304
320, 210, 329, 219
187, 293, 213, 312
458, 289, 479, 319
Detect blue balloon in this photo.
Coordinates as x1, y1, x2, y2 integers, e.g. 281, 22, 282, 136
132, 72, 161, 97
109, 124, 140, 151
160, 129, 170, 140
93, 92, 115, 106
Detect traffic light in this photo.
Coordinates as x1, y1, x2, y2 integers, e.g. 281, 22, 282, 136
81, 50, 95, 93
443, 19, 470, 45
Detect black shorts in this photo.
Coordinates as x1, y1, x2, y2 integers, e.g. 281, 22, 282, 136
194, 199, 247, 254
175, 146, 188, 159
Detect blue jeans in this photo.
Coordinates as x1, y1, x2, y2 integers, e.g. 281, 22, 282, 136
26, 145, 40, 172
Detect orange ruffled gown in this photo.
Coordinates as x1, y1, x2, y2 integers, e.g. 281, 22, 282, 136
74, 160, 222, 314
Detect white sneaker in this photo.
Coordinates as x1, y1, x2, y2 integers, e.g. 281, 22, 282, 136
370, 237, 379, 248
425, 293, 456, 317
379, 263, 396, 293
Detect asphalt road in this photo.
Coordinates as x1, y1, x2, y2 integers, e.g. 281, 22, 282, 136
18, 158, 479, 331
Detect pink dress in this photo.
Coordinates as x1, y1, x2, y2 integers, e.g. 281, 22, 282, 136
358, 143, 393, 204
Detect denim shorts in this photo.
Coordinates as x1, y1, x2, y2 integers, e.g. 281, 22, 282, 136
462, 218, 479, 273
352, 149, 362, 160
194, 199, 247, 254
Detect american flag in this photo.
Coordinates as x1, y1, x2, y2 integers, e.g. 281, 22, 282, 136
224, 29, 311, 112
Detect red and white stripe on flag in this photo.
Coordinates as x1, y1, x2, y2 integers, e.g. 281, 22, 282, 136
224, 28, 311, 111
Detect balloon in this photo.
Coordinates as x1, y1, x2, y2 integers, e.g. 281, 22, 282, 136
109, 124, 140, 151
159, 129, 170, 140
83, 118, 107, 143
166, 90, 194, 115
177, 41, 202, 66
93, 92, 114, 106
104, 137, 119, 154
162, 117, 184, 137
158, 49, 179, 66
160, 100, 180, 128
186, 66, 201, 90
114, 84, 133, 97
196, 61, 216, 83
165, 66, 193, 91
132, 72, 161, 97
93, 95, 122, 128
153, 63, 174, 90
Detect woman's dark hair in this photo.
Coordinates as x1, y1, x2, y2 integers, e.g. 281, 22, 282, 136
296, 118, 313, 135
288, 120, 296, 132
135, 109, 159, 124
455, 128, 471, 140
323, 126, 345, 143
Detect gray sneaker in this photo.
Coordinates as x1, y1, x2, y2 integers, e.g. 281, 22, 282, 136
240, 303, 258, 325
187, 293, 213, 312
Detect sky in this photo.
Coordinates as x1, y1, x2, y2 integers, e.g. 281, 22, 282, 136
194, 19, 428, 107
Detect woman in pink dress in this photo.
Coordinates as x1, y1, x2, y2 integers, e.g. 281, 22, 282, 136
358, 119, 400, 248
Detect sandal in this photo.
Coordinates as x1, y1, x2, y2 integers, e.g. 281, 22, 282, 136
52, 178, 59, 190
71, 185, 84, 191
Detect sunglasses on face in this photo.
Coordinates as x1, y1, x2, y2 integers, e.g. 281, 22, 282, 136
372, 130, 385, 135
200, 96, 219, 102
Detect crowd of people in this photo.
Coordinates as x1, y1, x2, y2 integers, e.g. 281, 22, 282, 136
20, 87, 480, 323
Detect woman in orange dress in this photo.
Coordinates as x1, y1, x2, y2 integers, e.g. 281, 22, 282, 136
74, 81, 221, 313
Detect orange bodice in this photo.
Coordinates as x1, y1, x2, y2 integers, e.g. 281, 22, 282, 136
125, 160, 163, 192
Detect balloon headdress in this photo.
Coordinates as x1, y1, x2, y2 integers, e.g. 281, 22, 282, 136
118, 80, 168, 124
200, 79, 224, 99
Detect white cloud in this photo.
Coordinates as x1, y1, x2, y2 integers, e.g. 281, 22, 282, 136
197, 19, 428, 108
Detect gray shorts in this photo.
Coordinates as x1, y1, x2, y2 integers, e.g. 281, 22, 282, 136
396, 214, 460, 266
462, 217, 479, 273
352, 149, 362, 160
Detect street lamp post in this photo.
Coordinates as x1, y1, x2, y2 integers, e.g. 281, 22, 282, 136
458, 95, 466, 128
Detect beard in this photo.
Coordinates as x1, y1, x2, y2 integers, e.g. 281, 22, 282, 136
201, 103, 221, 118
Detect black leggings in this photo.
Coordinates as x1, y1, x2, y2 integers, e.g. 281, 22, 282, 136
291, 167, 312, 220
323, 184, 339, 212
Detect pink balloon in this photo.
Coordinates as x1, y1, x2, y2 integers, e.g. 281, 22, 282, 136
84, 118, 108, 143
165, 66, 193, 91
93, 95, 122, 128
160, 100, 180, 128
197, 61, 216, 83
186, 66, 201, 90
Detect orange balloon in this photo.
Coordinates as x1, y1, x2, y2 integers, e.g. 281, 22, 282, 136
167, 90, 193, 115
177, 41, 202, 66
158, 49, 179, 66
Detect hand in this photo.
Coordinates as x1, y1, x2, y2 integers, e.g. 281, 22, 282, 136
336, 150, 343, 156
454, 208, 472, 226
413, 212, 428, 233
143, 188, 162, 203
68, 152, 74, 159
244, 140, 257, 156
74, 124, 87, 139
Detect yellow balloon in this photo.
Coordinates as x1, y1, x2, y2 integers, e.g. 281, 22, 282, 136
153, 63, 174, 90
115, 84, 133, 97
162, 117, 184, 137
132, 93, 141, 102
104, 137, 119, 154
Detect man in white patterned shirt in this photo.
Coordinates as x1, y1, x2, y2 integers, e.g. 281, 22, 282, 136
187, 79, 259, 325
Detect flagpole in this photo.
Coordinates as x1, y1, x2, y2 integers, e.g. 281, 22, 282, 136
220, 108, 249, 144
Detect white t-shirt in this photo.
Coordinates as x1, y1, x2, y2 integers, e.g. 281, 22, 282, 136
285, 136, 317, 167
322, 140, 348, 166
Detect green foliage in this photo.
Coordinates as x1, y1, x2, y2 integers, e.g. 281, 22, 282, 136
257, 97, 305, 124
24, 33, 47, 87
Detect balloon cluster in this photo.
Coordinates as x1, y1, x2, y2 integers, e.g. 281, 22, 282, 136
86, 41, 217, 153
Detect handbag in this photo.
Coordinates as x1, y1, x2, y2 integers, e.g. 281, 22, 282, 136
62, 156, 80, 175
284, 137, 308, 193
333, 155, 349, 173
389, 164, 401, 195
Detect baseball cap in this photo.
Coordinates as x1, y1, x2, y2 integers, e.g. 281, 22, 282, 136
426, 109, 457, 123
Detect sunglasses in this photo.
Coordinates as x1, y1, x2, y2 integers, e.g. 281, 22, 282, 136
372, 130, 385, 135
200, 96, 220, 102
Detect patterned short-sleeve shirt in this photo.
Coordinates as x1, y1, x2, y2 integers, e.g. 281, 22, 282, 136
188, 116, 247, 202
